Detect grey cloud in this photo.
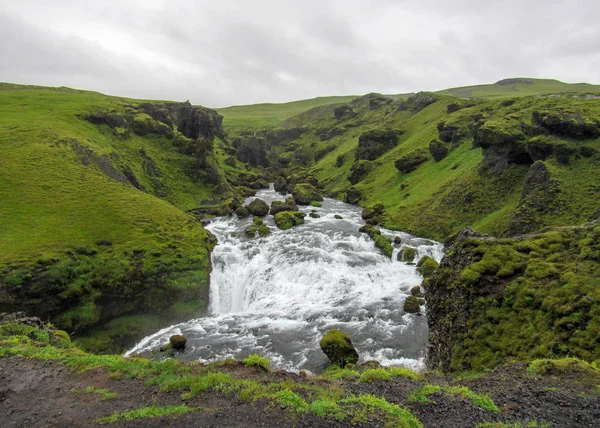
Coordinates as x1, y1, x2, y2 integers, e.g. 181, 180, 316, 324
0, 0, 599, 107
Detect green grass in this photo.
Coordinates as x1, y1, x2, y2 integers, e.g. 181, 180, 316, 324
438, 77, 600, 99
409, 384, 499, 411
0, 84, 223, 349
215, 95, 357, 135
0, 323, 423, 427
359, 367, 423, 382
71, 386, 117, 400
97, 404, 196, 424
243, 354, 271, 371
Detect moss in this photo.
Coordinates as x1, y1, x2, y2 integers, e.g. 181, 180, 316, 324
243, 354, 270, 371
373, 235, 393, 258
273, 211, 305, 230
319, 328, 359, 367
416, 256, 438, 278
401, 247, 416, 263
403, 296, 421, 314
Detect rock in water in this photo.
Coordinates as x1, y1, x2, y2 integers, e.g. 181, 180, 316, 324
169, 335, 187, 350
292, 183, 323, 205
403, 296, 421, 314
416, 255, 439, 278
319, 329, 359, 367
273, 211, 305, 230
245, 198, 269, 217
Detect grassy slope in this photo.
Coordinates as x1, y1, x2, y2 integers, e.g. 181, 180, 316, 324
216, 95, 357, 136
247, 88, 600, 240
0, 85, 221, 349
437, 77, 600, 99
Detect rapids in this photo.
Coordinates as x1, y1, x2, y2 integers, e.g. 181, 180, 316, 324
126, 186, 443, 371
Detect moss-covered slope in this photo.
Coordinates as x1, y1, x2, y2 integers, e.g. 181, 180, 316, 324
0, 84, 237, 350
426, 224, 600, 371
222, 88, 600, 241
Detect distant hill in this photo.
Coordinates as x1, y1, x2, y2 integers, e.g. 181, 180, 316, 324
436, 77, 600, 99
215, 95, 357, 136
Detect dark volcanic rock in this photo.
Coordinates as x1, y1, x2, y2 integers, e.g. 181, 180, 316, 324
508, 161, 562, 235
273, 176, 288, 193
270, 197, 298, 215
473, 119, 532, 173
429, 139, 450, 162
333, 104, 356, 121
169, 335, 187, 350
344, 186, 362, 204
355, 129, 399, 161
394, 148, 429, 173
532, 109, 600, 139
245, 198, 270, 217
348, 160, 373, 185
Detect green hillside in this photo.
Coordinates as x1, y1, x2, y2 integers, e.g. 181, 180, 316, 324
216, 95, 358, 136
0, 83, 236, 351
437, 77, 600, 99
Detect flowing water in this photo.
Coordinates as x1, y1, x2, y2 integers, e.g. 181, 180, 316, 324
126, 186, 443, 371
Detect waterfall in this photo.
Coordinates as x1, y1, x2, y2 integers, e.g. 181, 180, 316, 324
126, 187, 443, 371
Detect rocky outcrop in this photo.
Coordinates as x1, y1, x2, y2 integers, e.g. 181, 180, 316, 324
508, 161, 562, 235
273, 176, 288, 194
398, 92, 439, 111
394, 148, 429, 173
234, 137, 271, 168
429, 140, 450, 162
355, 129, 399, 161
333, 105, 356, 121
361, 202, 385, 225
348, 160, 373, 184
319, 328, 359, 367
532, 109, 600, 140
292, 183, 323, 205
473, 119, 532, 173
344, 186, 362, 204
526, 136, 575, 164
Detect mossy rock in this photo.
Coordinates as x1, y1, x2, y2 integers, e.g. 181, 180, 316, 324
416, 255, 439, 278
359, 224, 381, 239
361, 202, 385, 225
235, 206, 250, 219
429, 139, 450, 162
319, 328, 359, 367
373, 235, 393, 258
309, 211, 320, 219
399, 247, 416, 263
334, 215, 343, 220
245, 217, 265, 238
292, 183, 323, 205
403, 296, 420, 314
394, 236, 402, 245
394, 148, 429, 173
410, 285, 423, 298
274, 211, 306, 230
51, 329, 71, 346
356, 129, 399, 161
344, 186, 363, 205
348, 160, 373, 184
417, 298, 426, 306
245, 198, 270, 217
258, 225, 271, 237
169, 334, 187, 350
270, 198, 298, 215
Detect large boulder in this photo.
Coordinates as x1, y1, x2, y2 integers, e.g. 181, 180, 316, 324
245, 198, 270, 217
344, 186, 362, 205
274, 211, 306, 230
235, 206, 250, 219
394, 148, 429, 173
273, 176, 288, 193
170, 334, 187, 350
319, 328, 359, 367
270, 197, 298, 215
348, 160, 373, 184
292, 183, 323, 205
356, 129, 399, 161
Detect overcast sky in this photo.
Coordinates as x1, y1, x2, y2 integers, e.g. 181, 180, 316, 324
1, 0, 599, 107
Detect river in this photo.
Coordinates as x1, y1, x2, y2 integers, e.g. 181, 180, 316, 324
126, 186, 443, 371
